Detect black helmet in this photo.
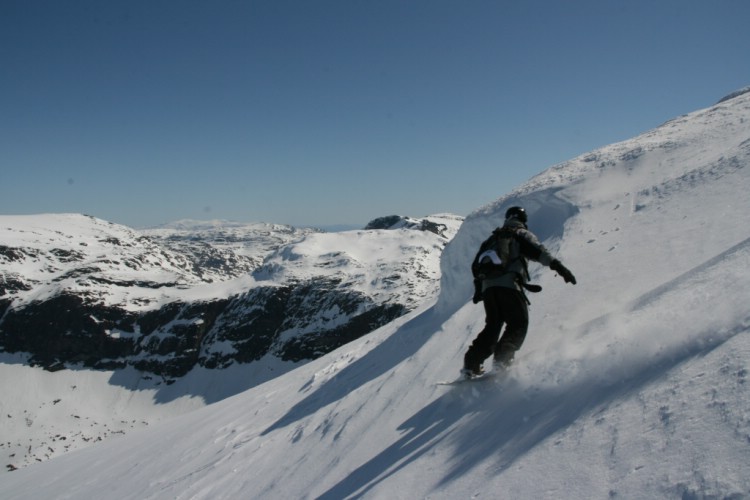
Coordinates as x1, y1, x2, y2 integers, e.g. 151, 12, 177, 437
505, 206, 527, 223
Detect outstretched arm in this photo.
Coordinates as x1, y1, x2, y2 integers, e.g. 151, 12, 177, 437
550, 259, 577, 284
516, 229, 576, 285
515, 229, 553, 265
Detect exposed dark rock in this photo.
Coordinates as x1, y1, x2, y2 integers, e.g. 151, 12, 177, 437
0, 214, 460, 381
365, 215, 448, 237
0, 280, 409, 379
0, 294, 136, 369
365, 215, 404, 230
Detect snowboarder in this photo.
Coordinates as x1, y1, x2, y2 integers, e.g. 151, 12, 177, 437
461, 206, 576, 379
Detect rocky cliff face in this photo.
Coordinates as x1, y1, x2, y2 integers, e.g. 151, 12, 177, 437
0, 214, 462, 382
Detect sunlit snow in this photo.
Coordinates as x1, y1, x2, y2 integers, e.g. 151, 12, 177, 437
1, 89, 749, 498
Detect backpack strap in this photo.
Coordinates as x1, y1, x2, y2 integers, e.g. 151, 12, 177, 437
496, 227, 529, 278
472, 227, 518, 279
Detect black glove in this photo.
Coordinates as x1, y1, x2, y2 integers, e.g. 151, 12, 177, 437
550, 259, 576, 285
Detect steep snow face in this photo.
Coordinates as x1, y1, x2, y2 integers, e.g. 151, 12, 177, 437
0, 90, 748, 499
439, 88, 750, 319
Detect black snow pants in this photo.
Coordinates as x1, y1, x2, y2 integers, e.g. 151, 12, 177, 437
464, 286, 529, 368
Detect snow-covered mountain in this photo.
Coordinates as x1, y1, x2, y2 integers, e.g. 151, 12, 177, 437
0, 213, 461, 470
141, 220, 319, 281
1, 87, 749, 498
1, 214, 460, 372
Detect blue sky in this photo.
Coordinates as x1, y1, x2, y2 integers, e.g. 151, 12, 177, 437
2, 1, 749, 229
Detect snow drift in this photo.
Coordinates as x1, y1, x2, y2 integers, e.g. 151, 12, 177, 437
1, 89, 749, 498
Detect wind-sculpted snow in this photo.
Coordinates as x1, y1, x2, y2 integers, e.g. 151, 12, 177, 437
437, 187, 578, 315
440, 86, 750, 319
718, 85, 750, 103
1, 89, 749, 497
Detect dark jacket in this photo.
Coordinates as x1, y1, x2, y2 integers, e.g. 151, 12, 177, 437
479, 219, 553, 293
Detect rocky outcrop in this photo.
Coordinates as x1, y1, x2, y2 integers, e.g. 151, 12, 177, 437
0, 214, 462, 381
364, 215, 451, 237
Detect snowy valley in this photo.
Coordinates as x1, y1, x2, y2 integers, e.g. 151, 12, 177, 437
0, 213, 462, 471
1, 87, 749, 498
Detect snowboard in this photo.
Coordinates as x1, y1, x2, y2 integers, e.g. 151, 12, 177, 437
436, 370, 503, 386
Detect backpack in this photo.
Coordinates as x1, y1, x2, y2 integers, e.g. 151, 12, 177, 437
471, 227, 519, 280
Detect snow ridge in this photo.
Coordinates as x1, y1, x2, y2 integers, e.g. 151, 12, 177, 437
1, 88, 749, 498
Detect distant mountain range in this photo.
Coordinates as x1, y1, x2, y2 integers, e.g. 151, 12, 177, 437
0, 213, 462, 382
1, 88, 748, 489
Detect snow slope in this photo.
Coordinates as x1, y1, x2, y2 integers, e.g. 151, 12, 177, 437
1, 90, 749, 498
0, 214, 461, 470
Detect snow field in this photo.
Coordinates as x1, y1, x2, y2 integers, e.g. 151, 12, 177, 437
1, 90, 749, 498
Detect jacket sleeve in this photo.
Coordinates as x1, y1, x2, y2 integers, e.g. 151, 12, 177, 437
515, 229, 554, 266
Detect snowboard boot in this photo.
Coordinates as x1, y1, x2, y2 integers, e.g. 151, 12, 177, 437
460, 361, 484, 380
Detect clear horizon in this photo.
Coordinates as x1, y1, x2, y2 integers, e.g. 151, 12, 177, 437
2, 0, 749, 228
